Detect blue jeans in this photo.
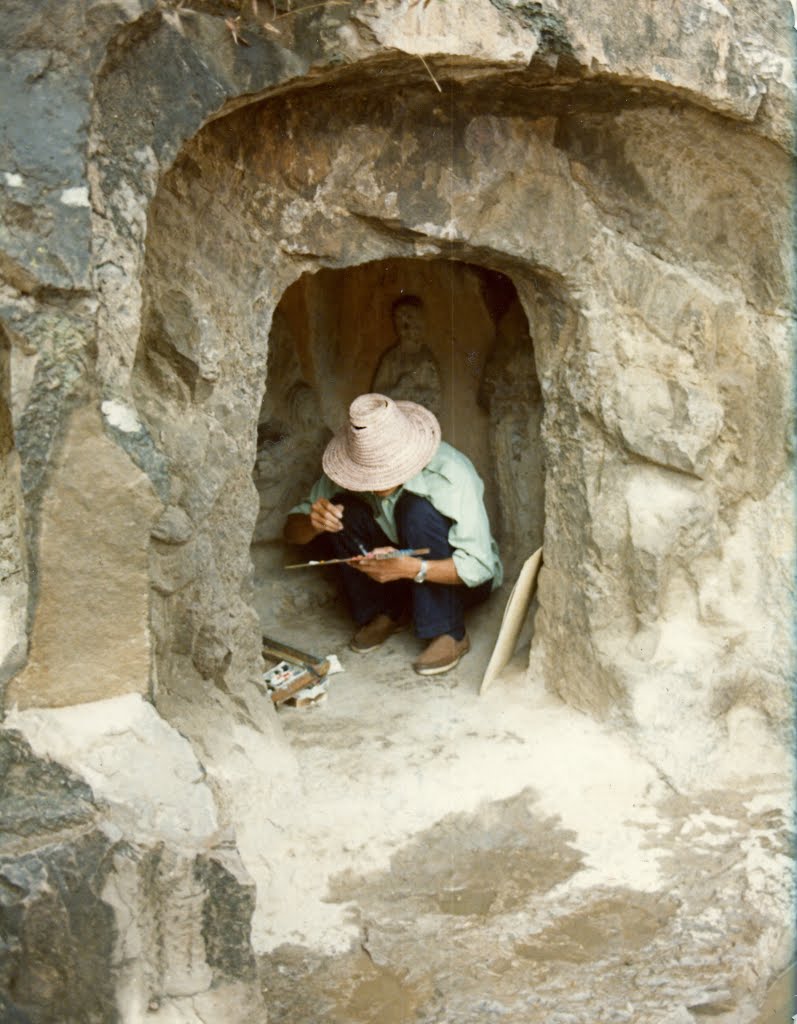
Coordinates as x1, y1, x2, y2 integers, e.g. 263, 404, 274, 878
313, 492, 492, 641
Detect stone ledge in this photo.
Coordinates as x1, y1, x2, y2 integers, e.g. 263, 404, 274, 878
5, 693, 219, 850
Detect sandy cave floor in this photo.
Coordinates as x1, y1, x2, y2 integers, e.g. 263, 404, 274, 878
251, 554, 795, 1024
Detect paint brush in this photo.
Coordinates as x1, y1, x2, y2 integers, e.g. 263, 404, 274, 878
285, 547, 430, 570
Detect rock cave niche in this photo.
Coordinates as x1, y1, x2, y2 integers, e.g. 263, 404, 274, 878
130, 57, 793, 796
0, 5, 792, 1019
130, 69, 639, 761
250, 257, 546, 622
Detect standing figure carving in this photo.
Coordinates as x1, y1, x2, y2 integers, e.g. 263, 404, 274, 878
372, 295, 443, 418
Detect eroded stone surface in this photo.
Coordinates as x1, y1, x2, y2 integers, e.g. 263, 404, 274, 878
1, 829, 118, 1024
250, 599, 795, 1023
0, 444, 27, 691
0, 1, 794, 1020
6, 694, 219, 847
0, 728, 115, 1023
2, 699, 269, 1023
7, 405, 160, 708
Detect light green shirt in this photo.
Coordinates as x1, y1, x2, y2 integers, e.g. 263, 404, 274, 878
289, 442, 503, 589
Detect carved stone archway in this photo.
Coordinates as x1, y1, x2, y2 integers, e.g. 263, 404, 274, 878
133, 68, 792, 784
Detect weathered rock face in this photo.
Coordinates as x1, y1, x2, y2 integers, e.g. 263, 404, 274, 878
0, 0, 794, 1019
3, 697, 268, 1022
0, 729, 116, 1024
7, 405, 159, 708
0, 357, 27, 690
1, 0, 791, 753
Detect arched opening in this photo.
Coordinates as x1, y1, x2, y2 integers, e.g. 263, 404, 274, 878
129, 71, 612, 744
126, 51, 794, 967
250, 257, 545, 648
128, 53, 624, 770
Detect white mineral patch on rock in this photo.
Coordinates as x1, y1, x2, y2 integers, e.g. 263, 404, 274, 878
9, 346, 39, 427
101, 399, 142, 433
4, 171, 22, 187
60, 186, 90, 207
6, 694, 219, 848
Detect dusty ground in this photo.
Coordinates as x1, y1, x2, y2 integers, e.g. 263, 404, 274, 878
251, 546, 795, 1024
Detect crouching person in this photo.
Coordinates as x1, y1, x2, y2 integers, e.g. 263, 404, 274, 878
282, 393, 503, 676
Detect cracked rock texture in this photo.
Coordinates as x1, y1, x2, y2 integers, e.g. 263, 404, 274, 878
4, 698, 267, 1022
0, 0, 794, 1020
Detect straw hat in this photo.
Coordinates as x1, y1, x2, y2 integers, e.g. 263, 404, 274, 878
322, 393, 441, 492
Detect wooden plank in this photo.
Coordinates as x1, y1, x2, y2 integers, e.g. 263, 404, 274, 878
480, 547, 543, 695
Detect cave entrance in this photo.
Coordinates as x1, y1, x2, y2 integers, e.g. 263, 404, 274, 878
250, 257, 544, 680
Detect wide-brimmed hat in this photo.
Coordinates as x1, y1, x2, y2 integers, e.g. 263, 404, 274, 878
322, 393, 441, 492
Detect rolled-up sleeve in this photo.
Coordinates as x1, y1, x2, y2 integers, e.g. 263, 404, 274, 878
405, 445, 503, 589
449, 498, 499, 587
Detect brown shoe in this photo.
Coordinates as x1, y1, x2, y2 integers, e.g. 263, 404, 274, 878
350, 613, 407, 654
413, 633, 470, 676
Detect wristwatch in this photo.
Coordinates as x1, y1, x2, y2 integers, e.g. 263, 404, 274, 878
414, 558, 428, 584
